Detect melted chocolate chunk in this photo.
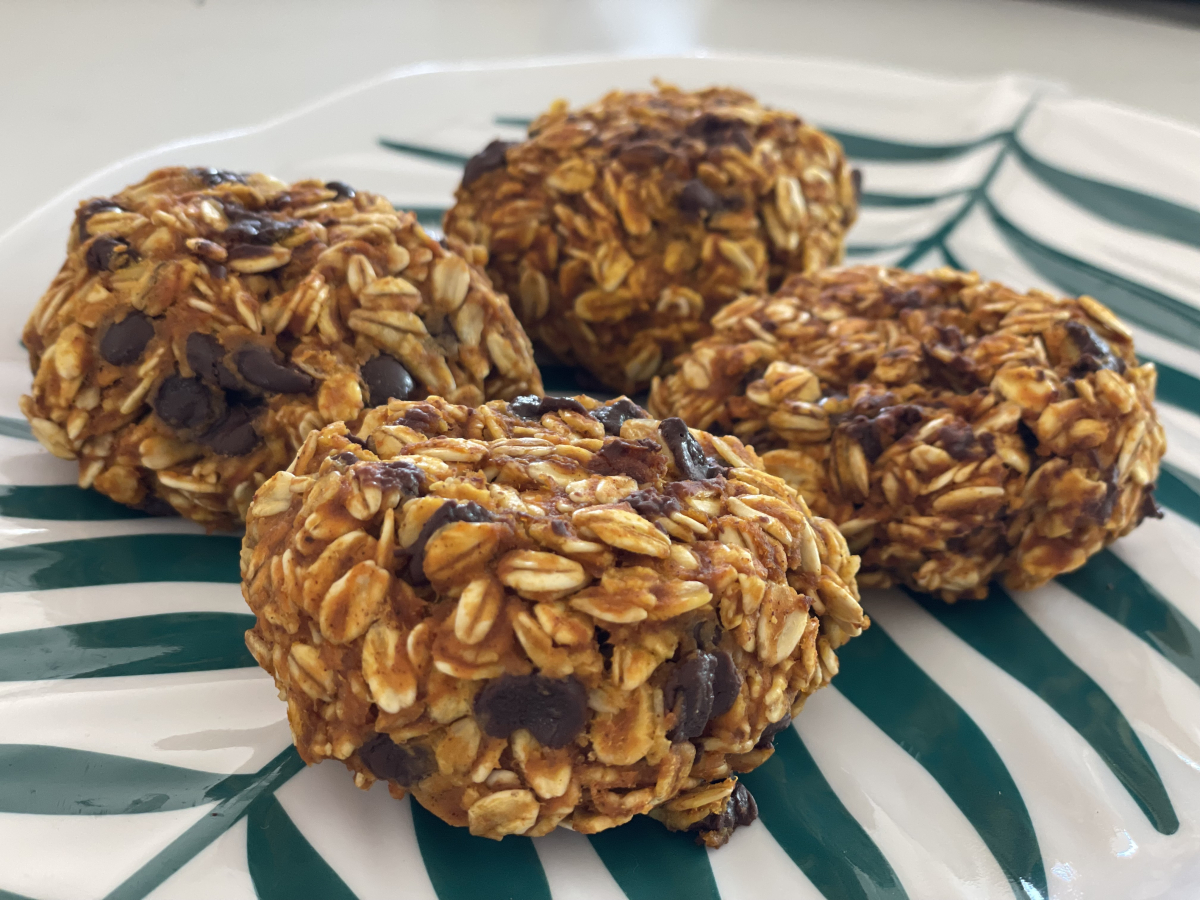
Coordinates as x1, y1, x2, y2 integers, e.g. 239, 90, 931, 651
507, 395, 589, 420
659, 417, 724, 480
592, 397, 648, 436
357, 460, 427, 498
1083, 466, 1120, 526
692, 781, 758, 840
227, 244, 281, 263
191, 168, 246, 187
686, 113, 754, 152
677, 179, 723, 217
393, 403, 440, 434
755, 711, 792, 750
923, 345, 981, 392
409, 501, 493, 582
664, 651, 718, 741
154, 376, 213, 429
841, 415, 883, 463
588, 437, 667, 483
709, 650, 742, 720
334, 450, 359, 466
625, 487, 682, 520
361, 354, 415, 407
85, 237, 137, 274
198, 403, 262, 456
325, 181, 355, 199
75, 198, 124, 242
234, 345, 315, 394
186, 333, 241, 390
1064, 320, 1126, 376
1140, 485, 1164, 522
474, 673, 589, 748
357, 733, 436, 786
462, 140, 515, 187
937, 421, 977, 460
222, 212, 293, 246
99, 312, 154, 365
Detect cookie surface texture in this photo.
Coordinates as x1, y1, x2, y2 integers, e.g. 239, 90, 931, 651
445, 83, 858, 393
240, 395, 865, 841
21, 167, 541, 526
649, 266, 1166, 600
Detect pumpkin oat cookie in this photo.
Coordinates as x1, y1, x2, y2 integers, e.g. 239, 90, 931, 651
649, 266, 1165, 601
240, 395, 866, 844
444, 83, 858, 394
21, 167, 540, 527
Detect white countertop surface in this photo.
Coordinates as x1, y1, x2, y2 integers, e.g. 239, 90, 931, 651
1, 0, 1197, 237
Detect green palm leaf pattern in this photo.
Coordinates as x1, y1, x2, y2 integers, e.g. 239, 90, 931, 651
588, 815, 720, 900
834, 626, 1048, 900
905, 587, 1178, 834
248, 795, 359, 900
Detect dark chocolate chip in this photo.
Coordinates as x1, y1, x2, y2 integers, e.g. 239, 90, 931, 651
588, 437, 667, 483
1065, 320, 1125, 376
755, 712, 792, 750
138, 495, 180, 518
659, 417, 724, 480
731, 782, 758, 827
409, 500, 493, 582
226, 244, 281, 262
356, 460, 427, 498
154, 376, 213, 429
99, 312, 154, 365
592, 397, 648, 436
198, 403, 262, 456
335, 451, 359, 466
222, 214, 293, 246
677, 179, 722, 217
191, 168, 246, 187
186, 333, 241, 390
85, 237, 137, 274
923, 346, 981, 392
841, 415, 883, 464
462, 140, 515, 187
325, 181, 355, 199
234, 345, 315, 394
709, 650, 741, 720
937, 421, 976, 460
687, 113, 754, 152
75, 198, 124, 242
208, 263, 227, 281
1140, 485, 1164, 521
361, 354, 415, 406
394, 403, 440, 434
625, 487, 682, 520
474, 673, 589, 748
664, 651, 718, 741
508, 395, 589, 420
357, 733, 436, 785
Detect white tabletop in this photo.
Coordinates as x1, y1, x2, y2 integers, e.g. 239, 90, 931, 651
1, 0, 1197, 237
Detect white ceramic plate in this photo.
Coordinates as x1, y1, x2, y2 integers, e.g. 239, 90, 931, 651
2, 54, 1200, 900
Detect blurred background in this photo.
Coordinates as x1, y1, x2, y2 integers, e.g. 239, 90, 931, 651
1, 0, 1197, 235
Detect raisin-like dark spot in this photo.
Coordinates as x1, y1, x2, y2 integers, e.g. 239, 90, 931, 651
361, 354, 415, 407
186, 333, 241, 390
154, 376, 213, 429
937, 420, 976, 460
755, 711, 792, 750
357, 460, 427, 498
474, 673, 589, 748
709, 650, 741, 720
595, 627, 614, 665
665, 651, 718, 741
191, 167, 246, 187
677, 179, 722, 217
659, 417, 725, 481
1064, 320, 1125, 376
462, 140, 515, 187
979, 431, 997, 457
935, 324, 966, 352
334, 451, 359, 466
394, 404, 440, 434
208, 263, 227, 281
357, 733, 436, 786
222, 214, 293, 246
99, 312, 154, 365
592, 397, 648, 436
588, 437, 667, 483
409, 500, 493, 582
851, 168, 863, 205
198, 403, 262, 456
325, 181, 355, 199
85, 237, 138, 274
923, 346, 981, 392
75, 198, 124, 242
690, 780, 758, 847
1140, 485, 1164, 522
731, 781, 758, 826
841, 415, 883, 464
234, 345, 315, 394
686, 113, 753, 152
625, 487, 682, 519
507, 395, 589, 420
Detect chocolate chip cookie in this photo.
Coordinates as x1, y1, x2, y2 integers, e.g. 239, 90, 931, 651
240, 395, 866, 842
21, 167, 541, 527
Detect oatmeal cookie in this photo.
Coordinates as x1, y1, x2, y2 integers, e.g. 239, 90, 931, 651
21, 167, 540, 527
649, 266, 1165, 600
240, 395, 866, 842
444, 83, 858, 393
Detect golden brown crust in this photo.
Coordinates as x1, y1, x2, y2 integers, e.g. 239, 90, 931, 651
240, 395, 865, 839
21, 167, 541, 527
445, 83, 858, 393
649, 266, 1166, 600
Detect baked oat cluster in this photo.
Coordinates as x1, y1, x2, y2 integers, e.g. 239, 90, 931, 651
445, 83, 859, 393
240, 395, 866, 842
21, 167, 541, 527
649, 266, 1165, 600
